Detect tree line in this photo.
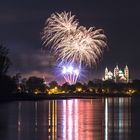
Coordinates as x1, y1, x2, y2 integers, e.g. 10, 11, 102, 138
1, 44, 140, 97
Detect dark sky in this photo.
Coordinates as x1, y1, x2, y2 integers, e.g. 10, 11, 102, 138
0, 0, 140, 82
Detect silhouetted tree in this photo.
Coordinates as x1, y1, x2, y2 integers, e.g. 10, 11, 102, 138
88, 81, 94, 87
20, 78, 27, 92
87, 81, 94, 92
13, 73, 22, 84
103, 80, 115, 93
0, 75, 16, 96
133, 79, 140, 91
61, 82, 71, 92
69, 84, 76, 93
75, 82, 83, 87
0, 44, 10, 75
26, 76, 46, 93
0, 44, 16, 96
48, 81, 58, 88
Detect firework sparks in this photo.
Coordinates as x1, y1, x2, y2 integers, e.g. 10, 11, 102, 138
42, 11, 107, 66
62, 65, 80, 85
57, 26, 107, 66
42, 11, 107, 84
42, 11, 79, 49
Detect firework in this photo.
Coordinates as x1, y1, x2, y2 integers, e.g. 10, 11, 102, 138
42, 11, 79, 49
57, 26, 107, 66
62, 65, 80, 85
42, 11, 107, 84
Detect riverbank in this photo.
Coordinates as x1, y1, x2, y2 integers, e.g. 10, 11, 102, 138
0, 92, 133, 102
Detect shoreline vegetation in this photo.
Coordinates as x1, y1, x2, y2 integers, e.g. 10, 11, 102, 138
0, 92, 136, 102
1, 44, 140, 102
1, 74, 140, 102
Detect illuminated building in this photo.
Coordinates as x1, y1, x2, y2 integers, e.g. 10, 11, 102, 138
103, 65, 129, 83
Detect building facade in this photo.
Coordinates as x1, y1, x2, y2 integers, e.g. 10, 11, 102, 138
103, 65, 129, 83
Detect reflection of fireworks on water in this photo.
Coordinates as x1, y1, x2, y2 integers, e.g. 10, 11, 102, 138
62, 65, 80, 85
42, 11, 107, 84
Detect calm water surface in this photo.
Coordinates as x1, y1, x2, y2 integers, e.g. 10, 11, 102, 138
0, 97, 139, 140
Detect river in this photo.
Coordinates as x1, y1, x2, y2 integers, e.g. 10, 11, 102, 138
0, 97, 139, 140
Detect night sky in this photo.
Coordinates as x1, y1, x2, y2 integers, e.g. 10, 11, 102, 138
0, 0, 140, 82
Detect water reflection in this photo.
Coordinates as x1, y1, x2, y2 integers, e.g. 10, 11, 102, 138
105, 98, 131, 140
58, 99, 104, 140
0, 98, 132, 140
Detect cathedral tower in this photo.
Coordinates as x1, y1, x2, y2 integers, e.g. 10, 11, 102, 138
114, 65, 119, 82
124, 65, 129, 83
105, 67, 108, 80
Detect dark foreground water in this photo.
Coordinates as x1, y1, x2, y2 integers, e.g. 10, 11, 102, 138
0, 97, 140, 140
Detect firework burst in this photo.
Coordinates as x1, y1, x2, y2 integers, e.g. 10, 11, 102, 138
57, 26, 107, 66
42, 11, 79, 49
62, 65, 80, 85
42, 11, 107, 84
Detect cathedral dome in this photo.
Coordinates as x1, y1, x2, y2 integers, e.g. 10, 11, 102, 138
119, 70, 124, 77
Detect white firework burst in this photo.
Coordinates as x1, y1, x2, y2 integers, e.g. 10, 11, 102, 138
42, 11, 107, 83
42, 11, 79, 49
56, 26, 107, 66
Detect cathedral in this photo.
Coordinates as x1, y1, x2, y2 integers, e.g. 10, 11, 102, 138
102, 65, 129, 83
